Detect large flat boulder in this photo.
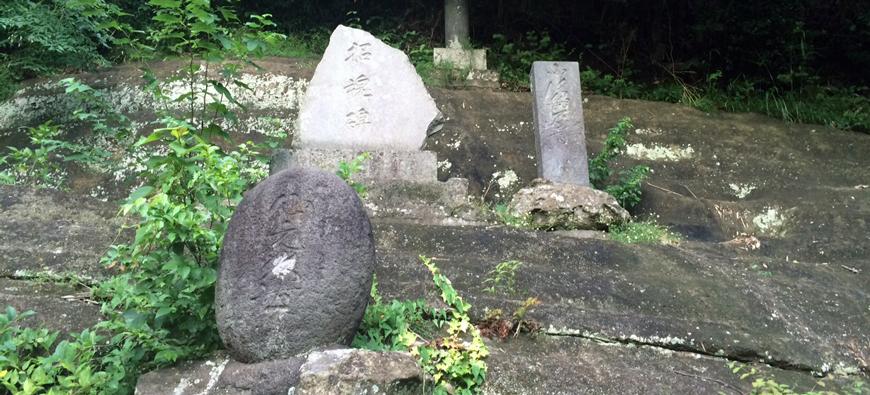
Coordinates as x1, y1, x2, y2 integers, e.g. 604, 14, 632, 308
372, 220, 869, 376
0, 186, 122, 279
0, 278, 102, 335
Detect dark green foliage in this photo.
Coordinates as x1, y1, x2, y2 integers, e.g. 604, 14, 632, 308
352, 275, 446, 352
0, 307, 128, 394
1, 1, 281, 393
605, 166, 650, 209
96, 129, 265, 376
0, 0, 131, 99
580, 68, 642, 99
337, 152, 371, 198
490, 32, 570, 90
589, 117, 650, 209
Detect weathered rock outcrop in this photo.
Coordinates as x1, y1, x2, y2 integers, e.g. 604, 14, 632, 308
508, 180, 630, 230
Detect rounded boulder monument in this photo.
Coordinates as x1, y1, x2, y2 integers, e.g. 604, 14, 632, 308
216, 168, 375, 363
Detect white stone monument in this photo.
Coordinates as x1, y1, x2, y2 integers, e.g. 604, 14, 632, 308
278, 25, 469, 221
298, 25, 442, 151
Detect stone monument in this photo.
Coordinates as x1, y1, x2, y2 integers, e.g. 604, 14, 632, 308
298, 25, 441, 150
432, 0, 499, 88
276, 25, 471, 223
509, 61, 629, 230
215, 168, 375, 363
530, 61, 590, 186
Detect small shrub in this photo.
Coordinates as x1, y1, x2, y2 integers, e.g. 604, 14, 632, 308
605, 165, 651, 209
479, 297, 541, 340
0, 122, 106, 189
609, 221, 680, 245
589, 117, 650, 209
354, 256, 489, 394
0, 306, 126, 394
352, 275, 446, 352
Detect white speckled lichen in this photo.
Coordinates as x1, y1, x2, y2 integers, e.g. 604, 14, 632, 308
1, 70, 309, 138
752, 207, 789, 236
729, 183, 757, 199
626, 143, 695, 161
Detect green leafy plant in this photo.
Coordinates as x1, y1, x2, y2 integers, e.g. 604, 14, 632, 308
352, 275, 446, 352
415, 256, 488, 394
95, 125, 267, 376
0, 2, 282, 392
0, 306, 125, 394
337, 152, 372, 198
580, 67, 642, 98
604, 165, 651, 209
726, 362, 866, 395
589, 117, 651, 208
492, 203, 531, 228
609, 221, 680, 245
354, 256, 489, 394
0, 0, 134, 99
482, 260, 523, 295
490, 31, 571, 90
0, 121, 104, 189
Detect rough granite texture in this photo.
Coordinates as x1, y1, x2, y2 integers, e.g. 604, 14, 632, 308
297, 25, 442, 150
276, 148, 439, 183
216, 169, 375, 363
293, 349, 431, 394
134, 351, 304, 395
509, 180, 630, 230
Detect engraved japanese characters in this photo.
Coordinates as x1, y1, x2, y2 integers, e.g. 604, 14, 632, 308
297, 25, 442, 151
530, 61, 591, 186
216, 169, 375, 363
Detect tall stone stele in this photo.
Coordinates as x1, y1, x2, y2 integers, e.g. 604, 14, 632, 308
509, 61, 630, 230
530, 61, 590, 186
276, 25, 469, 220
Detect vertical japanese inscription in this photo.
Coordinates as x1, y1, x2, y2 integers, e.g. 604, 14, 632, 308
343, 74, 373, 98
260, 193, 305, 312
343, 41, 375, 132
543, 62, 571, 144
531, 61, 590, 186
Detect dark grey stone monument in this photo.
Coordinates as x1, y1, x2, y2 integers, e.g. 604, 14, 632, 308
216, 168, 375, 363
530, 61, 590, 186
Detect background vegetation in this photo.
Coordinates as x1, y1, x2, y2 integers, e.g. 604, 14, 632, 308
1, 0, 867, 131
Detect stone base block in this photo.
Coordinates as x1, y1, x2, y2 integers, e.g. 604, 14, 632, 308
135, 349, 430, 395
508, 179, 630, 231
271, 148, 438, 183
270, 149, 477, 224
434, 47, 488, 70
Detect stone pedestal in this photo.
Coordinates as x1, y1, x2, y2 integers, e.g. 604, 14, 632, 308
271, 148, 474, 224
434, 47, 487, 70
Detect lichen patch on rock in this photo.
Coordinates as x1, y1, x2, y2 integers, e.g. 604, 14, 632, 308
625, 143, 695, 161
